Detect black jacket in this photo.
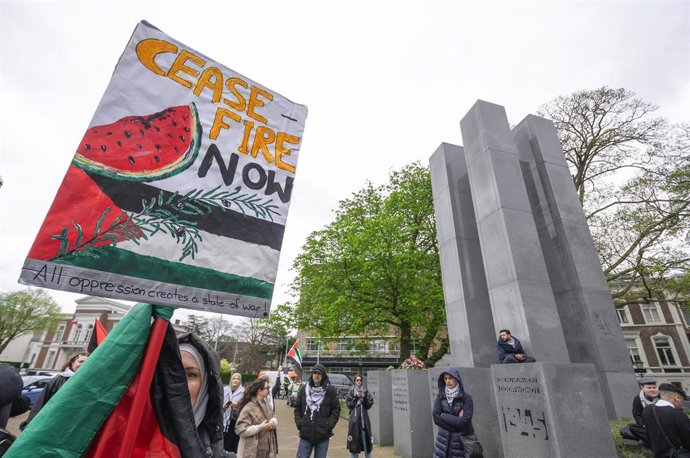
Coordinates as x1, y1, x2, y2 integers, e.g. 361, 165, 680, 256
22, 374, 71, 429
642, 404, 690, 457
433, 368, 474, 458
346, 386, 374, 454
293, 364, 340, 444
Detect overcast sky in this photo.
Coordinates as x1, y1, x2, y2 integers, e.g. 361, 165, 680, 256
1, 0, 688, 325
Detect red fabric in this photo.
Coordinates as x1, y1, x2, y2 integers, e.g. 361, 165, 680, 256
86, 318, 180, 458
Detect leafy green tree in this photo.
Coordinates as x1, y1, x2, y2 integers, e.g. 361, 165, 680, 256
538, 87, 689, 305
0, 288, 61, 353
290, 162, 447, 365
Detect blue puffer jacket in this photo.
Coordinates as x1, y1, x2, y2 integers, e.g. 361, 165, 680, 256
432, 368, 474, 458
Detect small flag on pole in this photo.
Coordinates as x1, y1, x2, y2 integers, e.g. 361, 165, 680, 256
287, 340, 302, 368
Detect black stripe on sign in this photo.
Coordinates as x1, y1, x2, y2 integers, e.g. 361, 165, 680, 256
87, 172, 285, 251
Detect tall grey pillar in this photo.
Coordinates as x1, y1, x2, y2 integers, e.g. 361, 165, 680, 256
430, 143, 497, 368
511, 115, 639, 419
459, 100, 569, 363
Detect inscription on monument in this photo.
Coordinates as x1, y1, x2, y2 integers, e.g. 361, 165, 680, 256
392, 372, 409, 413
501, 407, 549, 440
495, 376, 550, 441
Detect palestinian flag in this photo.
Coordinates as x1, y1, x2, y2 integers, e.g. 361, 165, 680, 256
287, 339, 303, 368
87, 318, 108, 353
18, 20, 307, 318
6, 303, 202, 457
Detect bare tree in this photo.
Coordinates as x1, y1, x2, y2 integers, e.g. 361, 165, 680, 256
539, 87, 690, 305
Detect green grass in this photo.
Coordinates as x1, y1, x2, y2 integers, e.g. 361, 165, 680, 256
610, 419, 653, 458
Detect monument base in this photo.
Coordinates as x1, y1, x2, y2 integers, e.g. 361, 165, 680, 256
366, 370, 393, 446
492, 362, 617, 457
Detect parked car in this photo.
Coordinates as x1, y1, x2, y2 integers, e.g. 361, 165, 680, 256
301, 371, 354, 399
22, 376, 53, 407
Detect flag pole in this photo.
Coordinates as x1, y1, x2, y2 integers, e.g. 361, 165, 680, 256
116, 316, 169, 458
284, 336, 289, 367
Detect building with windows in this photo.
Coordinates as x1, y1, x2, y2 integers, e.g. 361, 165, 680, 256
617, 298, 690, 390
22, 295, 131, 371
296, 332, 401, 377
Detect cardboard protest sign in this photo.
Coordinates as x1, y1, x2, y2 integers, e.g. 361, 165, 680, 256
19, 21, 307, 317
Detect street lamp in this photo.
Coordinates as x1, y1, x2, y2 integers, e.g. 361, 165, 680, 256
633, 359, 646, 377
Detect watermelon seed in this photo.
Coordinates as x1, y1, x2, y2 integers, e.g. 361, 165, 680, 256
172, 120, 177, 126
139, 129, 145, 136
101, 145, 107, 152
184, 127, 190, 132
154, 126, 160, 132
117, 141, 122, 147
167, 133, 173, 139
124, 130, 131, 138
175, 147, 180, 153
155, 144, 162, 151
154, 155, 160, 162
179, 135, 185, 142
137, 143, 143, 149
128, 157, 135, 165
84, 144, 91, 151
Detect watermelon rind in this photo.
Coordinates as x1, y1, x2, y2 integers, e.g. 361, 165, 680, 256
72, 102, 202, 182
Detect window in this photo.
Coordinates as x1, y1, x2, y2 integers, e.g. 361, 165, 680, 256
73, 324, 83, 342
625, 338, 642, 365
46, 350, 56, 369
84, 324, 93, 343
306, 339, 321, 352
616, 308, 629, 324
336, 339, 351, 352
53, 324, 66, 342
641, 304, 662, 324
654, 336, 677, 366
370, 339, 389, 353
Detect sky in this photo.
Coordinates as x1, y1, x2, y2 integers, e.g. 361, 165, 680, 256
1, 0, 688, 326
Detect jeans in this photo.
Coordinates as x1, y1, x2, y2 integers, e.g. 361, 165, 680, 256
502, 355, 536, 363
350, 453, 372, 458
296, 438, 329, 458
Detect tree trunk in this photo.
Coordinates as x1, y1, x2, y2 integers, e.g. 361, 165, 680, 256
398, 321, 412, 362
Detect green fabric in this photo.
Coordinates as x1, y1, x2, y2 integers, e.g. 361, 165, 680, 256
57, 246, 275, 298
153, 304, 175, 321
6, 303, 154, 457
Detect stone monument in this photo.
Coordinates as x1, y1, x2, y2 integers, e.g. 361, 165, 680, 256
429, 100, 639, 456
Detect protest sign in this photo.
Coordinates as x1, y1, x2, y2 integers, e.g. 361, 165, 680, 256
19, 21, 307, 317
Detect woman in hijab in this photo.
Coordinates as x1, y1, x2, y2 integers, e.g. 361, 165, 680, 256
432, 368, 475, 458
223, 372, 244, 453
178, 333, 229, 457
346, 374, 374, 458
21, 352, 88, 429
235, 377, 278, 458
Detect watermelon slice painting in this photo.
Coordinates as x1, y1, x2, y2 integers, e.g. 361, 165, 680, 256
73, 103, 202, 181
20, 20, 307, 317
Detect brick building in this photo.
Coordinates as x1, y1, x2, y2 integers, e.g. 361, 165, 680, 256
618, 298, 690, 390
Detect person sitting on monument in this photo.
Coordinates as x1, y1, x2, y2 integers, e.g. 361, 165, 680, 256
496, 329, 536, 364
619, 377, 658, 447
641, 383, 690, 457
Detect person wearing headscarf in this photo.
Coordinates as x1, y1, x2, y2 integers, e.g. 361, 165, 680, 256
432, 368, 475, 458
177, 333, 231, 458
345, 374, 374, 458
21, 352, 88, 430
234, 377, 278, 458
223, 372, 244, 453
293, 363, 340, 458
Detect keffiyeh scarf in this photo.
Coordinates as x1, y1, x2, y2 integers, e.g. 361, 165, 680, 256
445, 385, 460, 404
305, 383, 326, 420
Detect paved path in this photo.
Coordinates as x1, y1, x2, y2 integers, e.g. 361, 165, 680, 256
275, 397, 398, 457
8, 401, 399, 457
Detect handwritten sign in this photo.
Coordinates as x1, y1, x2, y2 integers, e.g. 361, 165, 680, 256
19, 21, 307, 317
